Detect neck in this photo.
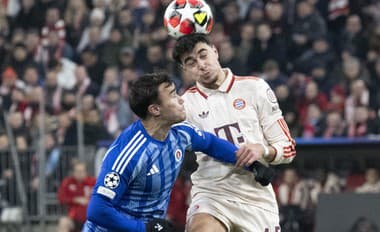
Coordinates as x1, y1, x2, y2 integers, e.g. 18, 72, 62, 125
141, 118, 170, 141
203, 69, 227, 89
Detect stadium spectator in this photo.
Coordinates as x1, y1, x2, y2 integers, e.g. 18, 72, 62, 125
5, 42, 36, 79
235, 22, 255, 74
289, 0, 327, 61
7, 111, 28, 151
294, 36, 336, 76
79, 47, 107, 87
244, 1, 264, 26
355, 168, 380, 193
64, 0, 89, 48
73, 65, 99, 97
336, 56, 371, 94
369, 58, 380, 113
47, 58, 77, 90
297, 80, 328, 124
98, 86, 133, 136
44, 69, 62, 114
12, 0, 43, 30
264, 1, 287, 39
345, 79, 370, 123
275, 84, 300, 136
321, 111, 347, 138
139, 43, 167, 73
57, 162, 96, 232
277, 168, 309, 210
277, 168, 309, 232
301, 103, 324, 138
339, 14, 368, 59
326, 85, 346, 114
82, 109, 112, 145
247, 22, 286, 73
347, 105, 379, 137
262, 60, 287, 90
218, 39, 245, 75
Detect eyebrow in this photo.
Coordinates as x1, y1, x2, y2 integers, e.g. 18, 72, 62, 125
183, 48, 207, 64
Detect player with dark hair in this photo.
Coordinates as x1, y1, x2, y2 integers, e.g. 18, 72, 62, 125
173, 33, 296, 232
82, 72, 261, 232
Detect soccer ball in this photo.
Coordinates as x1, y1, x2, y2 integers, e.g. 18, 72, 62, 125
164, 0, 214, 39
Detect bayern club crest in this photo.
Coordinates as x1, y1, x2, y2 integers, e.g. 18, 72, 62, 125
174, 149, 183, 162
104, 172, 120, 189
233, 98, 246, 110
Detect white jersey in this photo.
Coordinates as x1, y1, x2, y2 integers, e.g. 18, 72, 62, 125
182, 68, 296, 214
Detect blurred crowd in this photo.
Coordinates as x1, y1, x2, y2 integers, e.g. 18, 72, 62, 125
273, 166, 380, 231
0, 1, 380, 231
0, 0, 380, 151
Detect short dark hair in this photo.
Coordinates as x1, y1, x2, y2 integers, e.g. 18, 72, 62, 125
172, 33, 212, 64
128, 72, 173, 119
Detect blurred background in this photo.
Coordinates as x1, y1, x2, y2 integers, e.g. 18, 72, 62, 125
0, 0, 379, 231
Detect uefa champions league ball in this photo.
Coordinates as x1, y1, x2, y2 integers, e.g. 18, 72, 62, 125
164, 0, 214, 39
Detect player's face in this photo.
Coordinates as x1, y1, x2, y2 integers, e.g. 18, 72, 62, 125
181, 42, 223, 89
157, 82, 186, 124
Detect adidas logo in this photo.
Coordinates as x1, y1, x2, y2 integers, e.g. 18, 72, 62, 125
154, 223, 163, 231
147, 164, 160, 176
198, 111, 209, 119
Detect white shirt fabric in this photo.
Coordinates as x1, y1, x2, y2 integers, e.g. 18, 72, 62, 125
182, 68, 296, 214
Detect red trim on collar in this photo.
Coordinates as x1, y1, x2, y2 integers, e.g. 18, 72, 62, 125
184, 86, 208, 99
225, 75, 235, 93
196, 87, 208, 99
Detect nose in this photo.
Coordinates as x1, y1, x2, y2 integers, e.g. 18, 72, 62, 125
178, 96, 184, 105
197, 58, 207, 70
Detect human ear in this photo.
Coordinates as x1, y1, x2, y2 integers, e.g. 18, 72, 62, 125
147, 104, 160, 117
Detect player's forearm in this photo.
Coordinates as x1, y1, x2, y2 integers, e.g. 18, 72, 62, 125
269, 142, 296, 164
87, 195, 146, 232
200, 132, 237, 163
264, 119, 296, 165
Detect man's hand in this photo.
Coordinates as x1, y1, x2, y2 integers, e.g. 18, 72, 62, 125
235, 144, 264, 167
145, 218, 175, 232
235, 144, 275, 186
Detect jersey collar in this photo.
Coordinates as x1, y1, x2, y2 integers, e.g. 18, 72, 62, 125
195, 68, 235, 98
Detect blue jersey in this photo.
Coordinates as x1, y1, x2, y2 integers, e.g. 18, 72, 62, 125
83, 120, 239, 232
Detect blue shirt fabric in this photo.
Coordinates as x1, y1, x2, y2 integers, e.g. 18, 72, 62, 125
83, 120, 238, 232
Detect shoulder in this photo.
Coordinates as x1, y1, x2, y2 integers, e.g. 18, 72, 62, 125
172, 122, 203, 135
234, 75, 261, 82
233, 75, 267, 89
171, 121, 195, 131
182, 86, 200, 99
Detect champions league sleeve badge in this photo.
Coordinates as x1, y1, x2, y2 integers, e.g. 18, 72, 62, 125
104, 172, 120, 189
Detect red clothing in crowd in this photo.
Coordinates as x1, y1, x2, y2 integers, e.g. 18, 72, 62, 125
166, 177, 192, 227
57, 176, 96, 223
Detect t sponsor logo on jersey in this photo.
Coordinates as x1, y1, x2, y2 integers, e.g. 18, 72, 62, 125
174, 149, 182, 162
233, 98, 246, 110
147, 164, 160, 176
104, 172, 120, 189
266, 88, 277, 103
198, 111, 209, 119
